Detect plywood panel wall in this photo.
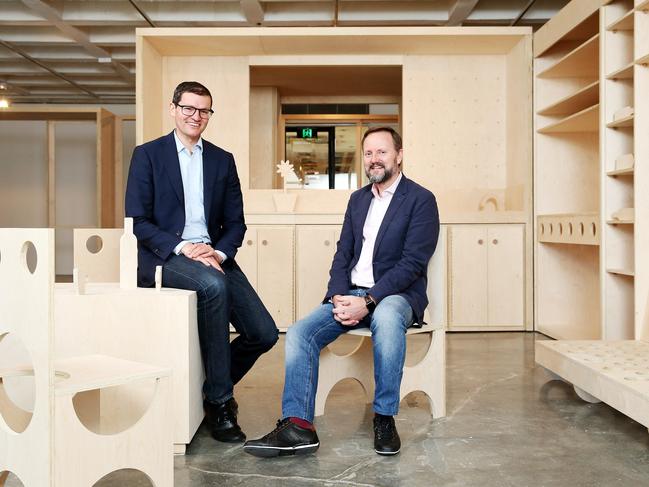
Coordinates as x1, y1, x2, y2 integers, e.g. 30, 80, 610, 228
162, 56, 250, 187
402, 55, 508, 213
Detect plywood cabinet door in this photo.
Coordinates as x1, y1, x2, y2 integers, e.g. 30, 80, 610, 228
449, 225, 489, 327
236, 227, 258, 287
295, 225, 341, 320
449, 224, 525, 329
256, 226, 295, 328
487, 225, 524, 326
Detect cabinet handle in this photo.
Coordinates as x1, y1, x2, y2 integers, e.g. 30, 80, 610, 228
492, 239, 498, 245
324, 240, 330, 246
261, 240, 268, 246
478, 239, 484, 245
246, 240, 253, 246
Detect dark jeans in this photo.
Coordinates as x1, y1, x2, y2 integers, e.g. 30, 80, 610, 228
162, 254, 278, 404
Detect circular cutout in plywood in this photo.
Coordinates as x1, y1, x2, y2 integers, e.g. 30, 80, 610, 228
21, 241, 37, 275
86, 235, 103, 254
0, 332, 36, 434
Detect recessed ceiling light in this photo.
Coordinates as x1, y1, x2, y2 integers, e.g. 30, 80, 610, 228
0, 98, 10, 108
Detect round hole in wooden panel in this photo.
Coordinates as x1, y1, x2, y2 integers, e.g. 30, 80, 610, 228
591, 222, 597, 236
85, 235, 103, 254
73, 376, 158, 436
21, 241, 37, 275
0, 471, 25, 486
549, 224, 553, 235
568, 223, 573, 235
540, 224, 545, 235
558, 223, 563, 235
580, 223, 585, 236
93, 469, 154, 486
0, 333, 35, 434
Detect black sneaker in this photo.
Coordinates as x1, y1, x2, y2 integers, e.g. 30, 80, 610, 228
373, 414, 401, 456
204, 398, 246, 443
243, 418, 320, 457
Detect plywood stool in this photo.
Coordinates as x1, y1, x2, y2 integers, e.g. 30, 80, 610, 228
315, 228, 447, 418
0, 229, 173, 486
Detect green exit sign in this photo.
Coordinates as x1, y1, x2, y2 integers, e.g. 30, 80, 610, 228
301, 128, 313, 138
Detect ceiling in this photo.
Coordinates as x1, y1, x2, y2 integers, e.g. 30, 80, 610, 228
0, 0, 569, 105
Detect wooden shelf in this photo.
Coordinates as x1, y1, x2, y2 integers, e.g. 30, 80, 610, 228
537, 81, 599, 116
607, 219, 634, 225
607, 268, 635, 277
637, 53, 649, 65
637, 0, 649, 13
537, 34, 599, 79
606, 167, 634, 177
606, 114, 634, 128
606, 62, 634, 80
606, 9, 634, 31
537, 213, 599, 246
538, 104, 599, 133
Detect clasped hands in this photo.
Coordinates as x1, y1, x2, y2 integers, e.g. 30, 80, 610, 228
181, 242, 224, 273
331, 294, 369, 326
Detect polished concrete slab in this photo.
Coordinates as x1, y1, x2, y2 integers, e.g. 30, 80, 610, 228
7, 332, 649, 486
173, 332, 649, 487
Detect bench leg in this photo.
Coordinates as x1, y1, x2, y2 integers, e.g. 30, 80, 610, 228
315, 336, 375, 417
400, 329, 446, 418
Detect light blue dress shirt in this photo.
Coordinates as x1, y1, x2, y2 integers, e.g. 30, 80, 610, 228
172, 131, 226, 262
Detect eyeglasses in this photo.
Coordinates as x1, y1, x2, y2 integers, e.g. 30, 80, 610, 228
174, 103, 214, 119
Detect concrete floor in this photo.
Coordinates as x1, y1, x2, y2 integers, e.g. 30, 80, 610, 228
7, 332, 649, 486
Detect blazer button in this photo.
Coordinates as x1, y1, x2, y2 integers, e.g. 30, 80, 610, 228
176, 232, 181, 236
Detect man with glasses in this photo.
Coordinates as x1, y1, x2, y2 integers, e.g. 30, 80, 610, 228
126, 81, 278, 444
244, 127, 439, 457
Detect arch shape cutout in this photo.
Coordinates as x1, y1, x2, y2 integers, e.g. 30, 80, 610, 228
93, 468, 154, 487
72, 377, 159, 436
0, 470, 26, 486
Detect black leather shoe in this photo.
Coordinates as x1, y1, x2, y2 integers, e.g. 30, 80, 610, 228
243, 418, 320, 457
373, 414, 401, 455
204, 398, 246, 443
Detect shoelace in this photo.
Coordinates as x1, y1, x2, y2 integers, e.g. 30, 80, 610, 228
262, 418, 292, 439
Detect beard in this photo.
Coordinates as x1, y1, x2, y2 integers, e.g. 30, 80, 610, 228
366, 164, 394, 184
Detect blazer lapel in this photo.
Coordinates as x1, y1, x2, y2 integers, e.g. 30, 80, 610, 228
373, 176, 407, 259
163, 132, 184, 205
353, 188, 374, 260
202, 142, 217, 223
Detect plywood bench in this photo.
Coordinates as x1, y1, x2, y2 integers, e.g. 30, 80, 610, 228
315, 227, 447, 418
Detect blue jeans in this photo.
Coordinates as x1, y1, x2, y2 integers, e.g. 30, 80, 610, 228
162, 254, 278, 404
282, 289, 414, 422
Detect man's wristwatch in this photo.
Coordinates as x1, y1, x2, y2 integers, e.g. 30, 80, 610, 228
364, 295, 377, 313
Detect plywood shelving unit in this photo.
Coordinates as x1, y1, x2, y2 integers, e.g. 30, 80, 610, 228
536, 0, 649, 435
534, 2, 602, 341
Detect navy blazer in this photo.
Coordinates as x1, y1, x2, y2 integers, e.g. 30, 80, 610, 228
325, 176, 440, 324
125, 131, 246, 287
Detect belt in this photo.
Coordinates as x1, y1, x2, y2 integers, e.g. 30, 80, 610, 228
350, 285, 370, 290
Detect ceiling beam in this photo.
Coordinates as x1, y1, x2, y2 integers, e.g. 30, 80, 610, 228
19, 0, 134, 84
127, 0, 157, 28
240, 0, 264, 25
510, 0, 537, 26
0, 39, 99, 99
447, 0, 480, 26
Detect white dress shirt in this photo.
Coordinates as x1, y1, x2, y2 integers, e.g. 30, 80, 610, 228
172, 130, 226, 262
350, 172, 403, 288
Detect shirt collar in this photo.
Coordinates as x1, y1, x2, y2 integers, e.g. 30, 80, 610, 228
371, 172, 402, 199
173, 130, 203, 154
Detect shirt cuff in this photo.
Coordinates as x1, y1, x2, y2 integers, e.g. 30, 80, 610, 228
215, 249, 227, 263
174, 241, 190, 255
